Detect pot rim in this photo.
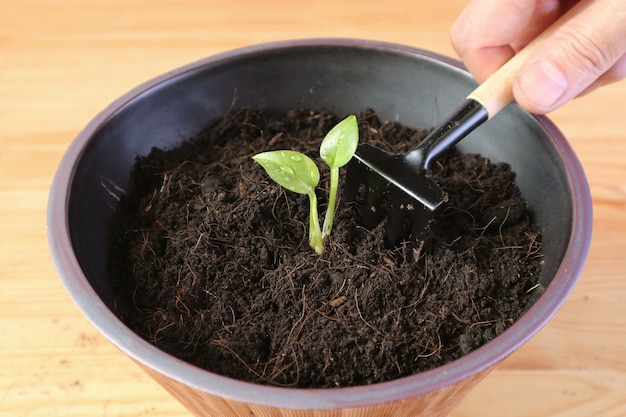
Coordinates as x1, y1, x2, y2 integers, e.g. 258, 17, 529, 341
47, 37, 592, 409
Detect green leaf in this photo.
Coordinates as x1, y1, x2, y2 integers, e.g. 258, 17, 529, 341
252, 150, 320, 195
320, 115, 359, 169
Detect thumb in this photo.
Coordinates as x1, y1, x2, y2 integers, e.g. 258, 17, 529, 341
513, 2, 626, 114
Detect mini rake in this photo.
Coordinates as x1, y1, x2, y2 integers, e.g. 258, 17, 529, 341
345, 2, 585, 246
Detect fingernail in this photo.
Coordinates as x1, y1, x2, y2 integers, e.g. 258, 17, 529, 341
518, 60, 568, 111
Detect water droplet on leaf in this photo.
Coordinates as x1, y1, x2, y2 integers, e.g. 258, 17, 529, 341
280, 165, 295, 175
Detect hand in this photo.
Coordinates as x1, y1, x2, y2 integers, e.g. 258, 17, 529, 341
450, 0, 626, 114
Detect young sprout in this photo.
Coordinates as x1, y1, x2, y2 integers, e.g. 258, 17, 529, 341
252, 115, 359, 254
320, 115, 358, 237
252, 150, 324, 254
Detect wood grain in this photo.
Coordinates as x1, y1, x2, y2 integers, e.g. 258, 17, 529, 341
1, 0, 625, 416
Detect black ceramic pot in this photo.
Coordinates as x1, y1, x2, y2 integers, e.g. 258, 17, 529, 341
48, 39, 592, 417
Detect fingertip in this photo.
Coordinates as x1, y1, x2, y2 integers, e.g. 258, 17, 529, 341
449, 1, 475, 56
513, 59, 569, 114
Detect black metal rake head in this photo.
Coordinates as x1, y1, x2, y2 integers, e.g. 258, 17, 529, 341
345, 143, 447, 246
344, 99, 489, 247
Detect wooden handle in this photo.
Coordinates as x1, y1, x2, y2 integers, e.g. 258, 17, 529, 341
467, 0, 592, 116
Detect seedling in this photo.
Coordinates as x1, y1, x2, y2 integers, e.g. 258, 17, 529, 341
319, 115, 359, 237
252, 115, 358, 254
252, 150, 324, 254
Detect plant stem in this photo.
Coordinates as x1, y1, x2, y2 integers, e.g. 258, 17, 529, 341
308, 190, 324, 255
322, 166, 339, 238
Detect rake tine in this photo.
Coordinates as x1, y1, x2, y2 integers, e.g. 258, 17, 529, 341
346, 158, 387, 229
359, 169, 388, 230
343, 158, 363, 202
409, 205, 431, 244
384, 199, 408, 245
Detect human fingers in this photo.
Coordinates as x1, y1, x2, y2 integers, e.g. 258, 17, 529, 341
513, 0, 626, 113
450, 0, 562, 83
579, 53, 626, 95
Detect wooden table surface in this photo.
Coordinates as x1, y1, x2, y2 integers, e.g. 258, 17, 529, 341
2, 1, 625, 416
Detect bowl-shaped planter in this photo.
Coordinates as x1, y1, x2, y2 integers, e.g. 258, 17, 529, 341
48, 39, 592, 417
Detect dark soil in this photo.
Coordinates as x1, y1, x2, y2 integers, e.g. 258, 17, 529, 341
109, 107, 543, 388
